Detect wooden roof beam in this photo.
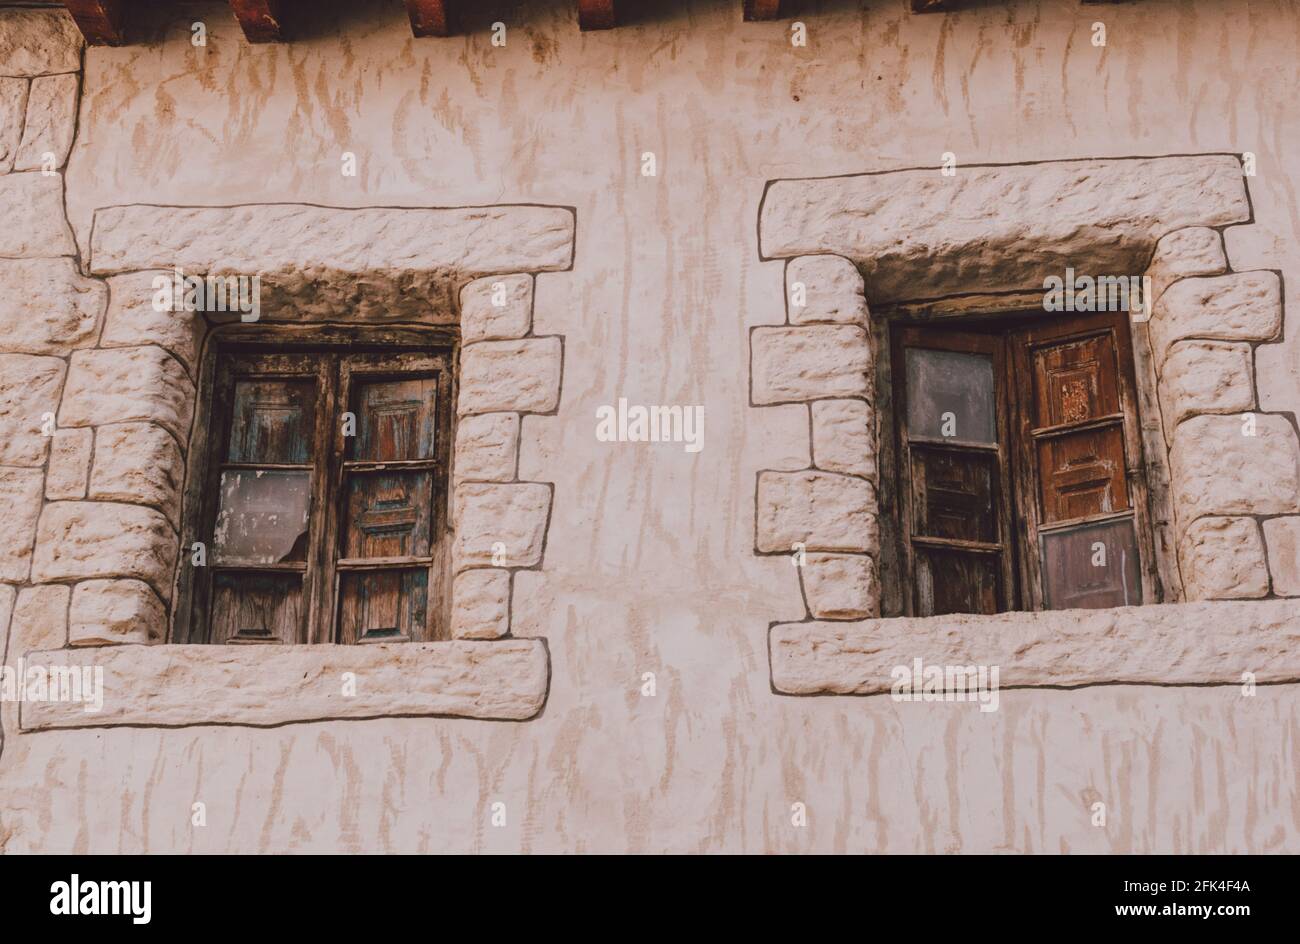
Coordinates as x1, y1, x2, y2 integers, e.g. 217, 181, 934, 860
578, 1, 618, 31
62, 1, 127, 46
743, 1, 786, 19
405, 1, 456, 38
229, 0, 284, 43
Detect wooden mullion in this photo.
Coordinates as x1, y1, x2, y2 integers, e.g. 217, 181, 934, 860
212, 563, 309, 574
1007, 326, 1045, 611
990, 333, 1019, 612
305, 356, 340, 645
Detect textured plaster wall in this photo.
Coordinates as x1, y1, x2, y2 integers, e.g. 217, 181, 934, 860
2, 0, 1299, 852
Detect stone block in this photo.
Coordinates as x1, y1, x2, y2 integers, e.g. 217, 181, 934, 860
69, 579, 165, 646
454, 412, 519, 482
31, 501, 178, 601
751, 326, 870, 404
460, 274, 533, 342
453, 483, 551, 570
0, 258, 105, 355
756, 470, 877, 553
0, 354, 65, 466
451, 569, 511, 639
785, 255, 869, 325
458, 338, 561, 415
58, 347, 194, 443
1178, 516, 1270, 600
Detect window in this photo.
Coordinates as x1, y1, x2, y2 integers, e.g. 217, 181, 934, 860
891, 309, 1157, 616
188, 344, 453, 644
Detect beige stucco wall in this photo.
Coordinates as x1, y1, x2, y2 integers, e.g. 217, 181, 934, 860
2, 0, 1299, 852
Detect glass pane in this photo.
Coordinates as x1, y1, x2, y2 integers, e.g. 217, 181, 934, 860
343, 471, 432, 559
338, 570, 429, 644
910, 448, 998, 543
350, 376, 438, 461
1040, 517, 1142, 610
210, 572, 302, 644
915, 549, 1000, 616
213, 470, 311, 565
1036, 425, 1129, 524
227, 379, 316, 464
905, 348, 996, 444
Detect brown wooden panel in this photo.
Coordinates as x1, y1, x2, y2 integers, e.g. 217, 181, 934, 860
405, 0, 455, 37
62, 1, 127, 45
1029, 332, 1120, 428
910, 0, 957, 11
350, 376, 438, 461
343, 472, 433, 559
227, 378, 316, 463
1036, 425, 1129, 523
338, 570, 429, 644
210, 572, 302, 644
909, 447, 998, 543
578, 0, 618, 31
915, 549, 1000, 616
229, 0, 283, 43
743, 1, 785, 20
1040, 517, 1142, 610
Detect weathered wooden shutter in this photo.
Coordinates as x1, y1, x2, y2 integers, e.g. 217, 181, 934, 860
1008, 311, 1148, 610
334, 353, 450, 644
206, 354, 329, 644
893, 327, 1016, 616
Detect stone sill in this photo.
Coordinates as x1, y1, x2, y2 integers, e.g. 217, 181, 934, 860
769, 600, 1300, 696
18, 640, 549, 730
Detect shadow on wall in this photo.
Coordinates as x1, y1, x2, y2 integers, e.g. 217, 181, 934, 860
91, 0, 1027, 45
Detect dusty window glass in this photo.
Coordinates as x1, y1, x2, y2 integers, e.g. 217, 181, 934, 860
212, 470, 311, 565
904, 347, 996, 444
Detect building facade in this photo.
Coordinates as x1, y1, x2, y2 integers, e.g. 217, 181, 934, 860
0, 0, 1297, 853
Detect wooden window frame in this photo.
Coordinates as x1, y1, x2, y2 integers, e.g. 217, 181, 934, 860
889, 309, 1160, 616
173, 325, 458, 645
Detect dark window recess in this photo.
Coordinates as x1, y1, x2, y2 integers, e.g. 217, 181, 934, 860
892, 310, 1156, 617
194, 348, 452, 644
